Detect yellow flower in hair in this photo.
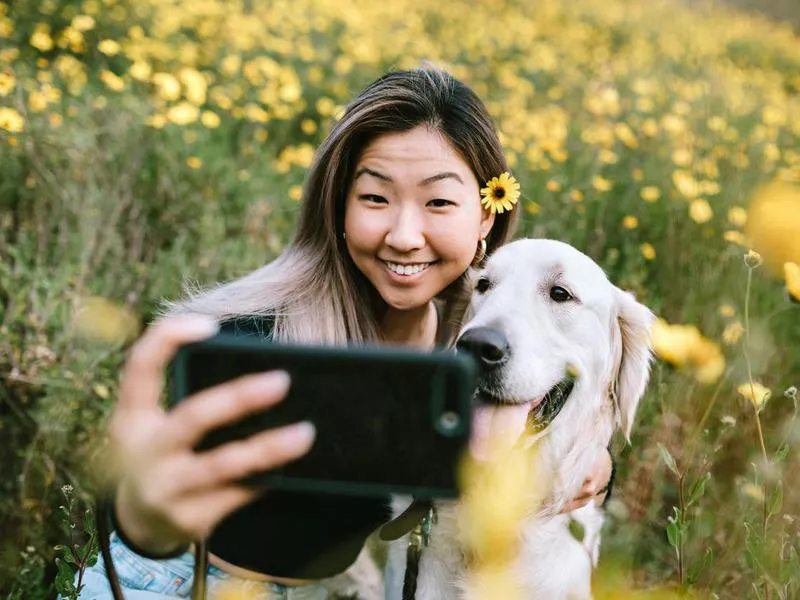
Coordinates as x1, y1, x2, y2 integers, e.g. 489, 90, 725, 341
480, 172, 520, 214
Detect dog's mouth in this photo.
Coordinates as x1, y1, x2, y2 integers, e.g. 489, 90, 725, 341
470, 372, 577, 461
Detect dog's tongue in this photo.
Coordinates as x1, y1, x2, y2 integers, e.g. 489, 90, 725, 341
470, 402, 532, 461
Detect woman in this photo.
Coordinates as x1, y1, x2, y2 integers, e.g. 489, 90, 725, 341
76, 66, 612, 599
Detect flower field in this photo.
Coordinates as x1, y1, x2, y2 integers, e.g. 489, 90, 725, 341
1, 0, 799, 597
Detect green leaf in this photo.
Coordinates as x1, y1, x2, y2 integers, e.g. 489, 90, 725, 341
658, 443, 680, 477
688, 472, 711, 506
687, 547, 714, 585
84, 507, 96, 533
666, 519, 680, 548
774, 444, 790, 463
768, 483, 783, 518
55, 544, 76, 564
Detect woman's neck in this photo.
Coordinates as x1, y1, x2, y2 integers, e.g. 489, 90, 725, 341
380, 301, 438, 350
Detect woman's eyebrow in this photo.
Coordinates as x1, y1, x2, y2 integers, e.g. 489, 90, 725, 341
419, 172, 464, 186
354, 166, 392, 182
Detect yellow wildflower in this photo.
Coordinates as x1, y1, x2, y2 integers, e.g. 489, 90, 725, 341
480, 172, 521, 214
640, 186, 660, 202
592, 175, 612, 192
300, 118, 317, 135
129, 61, 152, 82
179, 68, 207, 105
546, 179, 561, 192
30, 24, 54, 52
167, 102, 199, 125
98, 39, 121, 56
724, 230, 747, 246
640, 243, 656, 261
289, 185, 303, 201
623, 215, 639, 229
728, 206, 747, 227
672, 170, 699, 198
99, 70, 125, 92
719, 304, 735, 318
0, 70, 14, 96
785, 262, 800, 302
145, 114, 167, 129
651, 318, 725, 384
152, 72, 182, 101
722, 321, 744, 345
0, 106, 25, 133
0, 16, 13, 39
744, 181, 800, 272
73, 296, 140, 345
186, 156, 203, 169
570, 190, 584, 203
72, 15, 96, 32
201, 111, 221, 129
737, 382, 771, 411
689, 199, 713, 224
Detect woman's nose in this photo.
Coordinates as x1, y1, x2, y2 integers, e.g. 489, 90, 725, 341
385, 207, 425, 252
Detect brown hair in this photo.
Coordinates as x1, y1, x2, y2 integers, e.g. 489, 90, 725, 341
167, 65, 519, 345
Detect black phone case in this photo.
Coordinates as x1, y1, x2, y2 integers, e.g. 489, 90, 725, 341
169, 333, 477, 499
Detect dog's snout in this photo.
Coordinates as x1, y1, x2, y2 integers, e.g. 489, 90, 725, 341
456, 327, 510, 371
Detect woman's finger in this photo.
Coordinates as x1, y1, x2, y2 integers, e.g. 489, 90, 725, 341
181, 420, 316, 490
164, 371, 292, 451
171, 486, 266, 541
118, 314, 220, 413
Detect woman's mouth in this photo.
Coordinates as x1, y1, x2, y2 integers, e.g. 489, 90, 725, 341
382, 261, 436, 277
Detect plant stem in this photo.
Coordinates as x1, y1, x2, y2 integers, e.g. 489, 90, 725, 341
743, 267, 771, 600
678, 473, 686, 586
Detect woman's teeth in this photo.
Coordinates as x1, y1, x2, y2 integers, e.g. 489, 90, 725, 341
385, 262, 432, 276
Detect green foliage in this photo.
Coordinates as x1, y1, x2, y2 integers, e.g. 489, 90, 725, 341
1, 0, 799, 597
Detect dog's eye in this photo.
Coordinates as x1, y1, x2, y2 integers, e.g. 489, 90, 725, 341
549, 286, 573, 303
476, 277, 492, 293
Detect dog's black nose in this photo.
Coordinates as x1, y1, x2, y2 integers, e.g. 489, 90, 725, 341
456, 327, 510, 371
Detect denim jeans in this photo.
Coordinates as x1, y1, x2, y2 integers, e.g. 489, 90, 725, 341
68, 532, 328, 600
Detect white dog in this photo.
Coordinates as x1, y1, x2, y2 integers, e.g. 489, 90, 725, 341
384, 238, 654, 600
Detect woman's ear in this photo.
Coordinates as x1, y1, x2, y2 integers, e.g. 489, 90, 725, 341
610, 289, 654, 441
479, 208, 496, 239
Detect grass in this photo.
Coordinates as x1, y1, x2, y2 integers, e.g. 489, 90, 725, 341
1, 0, 799, 597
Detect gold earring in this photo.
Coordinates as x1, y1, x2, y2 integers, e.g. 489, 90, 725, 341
472, 238, 487, 266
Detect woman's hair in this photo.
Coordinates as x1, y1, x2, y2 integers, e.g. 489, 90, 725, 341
166, 65, 520, 345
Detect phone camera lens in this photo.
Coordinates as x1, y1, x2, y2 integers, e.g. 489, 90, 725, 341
439, 411, 461, 431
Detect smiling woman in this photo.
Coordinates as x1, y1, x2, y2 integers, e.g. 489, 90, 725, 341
70, 65, 613, 600
344, 127, 495, 331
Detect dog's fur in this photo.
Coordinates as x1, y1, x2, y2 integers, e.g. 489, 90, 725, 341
381, 238, 655, 600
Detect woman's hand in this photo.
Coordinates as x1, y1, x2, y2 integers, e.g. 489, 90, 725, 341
108, 315, 316, 555
561, 449, 614, 513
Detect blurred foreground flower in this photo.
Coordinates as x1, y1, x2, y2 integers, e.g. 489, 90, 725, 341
737, 382, 771, 411
0, 106, 25, 132
210, 580, 260, 600
744, 181, 800, 272
651, 318, 725, 383
784, 262, 800, 302
459, 440, 546, 599
73, 296, 140, 345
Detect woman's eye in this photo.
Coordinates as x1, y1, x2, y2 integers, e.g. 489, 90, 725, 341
549, 286, 573, 303
360, 194, 387, 204
476, 277, 492, 293
428, 198, 455, 208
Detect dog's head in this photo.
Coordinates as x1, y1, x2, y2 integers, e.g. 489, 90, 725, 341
456, 239, 653, 459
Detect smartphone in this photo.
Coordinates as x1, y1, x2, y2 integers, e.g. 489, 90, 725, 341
169, 333, 477, 499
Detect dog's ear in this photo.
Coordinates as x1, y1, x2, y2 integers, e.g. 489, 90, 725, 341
611, 288, 654, 441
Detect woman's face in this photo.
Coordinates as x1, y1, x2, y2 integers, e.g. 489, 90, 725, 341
344, 126, 495, 312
